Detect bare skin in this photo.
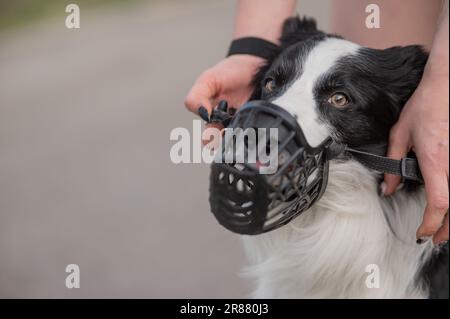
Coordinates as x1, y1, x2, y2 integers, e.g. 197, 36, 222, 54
184, 0, 297, 114
184, 0, 449, 244
382, 2, 449, 244
330, 0, 442, 50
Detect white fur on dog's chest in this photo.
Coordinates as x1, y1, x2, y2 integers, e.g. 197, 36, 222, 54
242, 160, 431, 299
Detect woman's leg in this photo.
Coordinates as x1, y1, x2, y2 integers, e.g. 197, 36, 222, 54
329, 0, 442, 49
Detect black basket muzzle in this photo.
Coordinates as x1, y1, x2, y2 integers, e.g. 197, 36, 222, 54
209, 100, 333, 235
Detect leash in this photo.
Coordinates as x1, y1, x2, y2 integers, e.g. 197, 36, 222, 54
345, 147, 423, 182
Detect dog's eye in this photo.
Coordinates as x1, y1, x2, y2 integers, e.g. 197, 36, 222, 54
328, 93, 350, 107
264, 78, 276, 93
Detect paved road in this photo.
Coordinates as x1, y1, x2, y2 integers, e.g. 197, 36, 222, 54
0, 0, 329, 298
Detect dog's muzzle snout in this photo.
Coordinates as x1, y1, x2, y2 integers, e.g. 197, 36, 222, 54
209, 101, 332, 235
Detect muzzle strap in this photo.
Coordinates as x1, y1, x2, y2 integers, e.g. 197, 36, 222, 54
346, 148, 423, 182
227, 37, 280, 60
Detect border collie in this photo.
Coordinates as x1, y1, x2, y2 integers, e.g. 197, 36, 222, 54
242, 17, 449, 299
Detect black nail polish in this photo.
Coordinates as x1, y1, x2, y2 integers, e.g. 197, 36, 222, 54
218, 100, 228, 112
416, 238, 426, 245
229, 107, 237, 116
198, 106, 210, 122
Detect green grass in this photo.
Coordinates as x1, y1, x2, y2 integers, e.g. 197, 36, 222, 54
0, 0, 142, 31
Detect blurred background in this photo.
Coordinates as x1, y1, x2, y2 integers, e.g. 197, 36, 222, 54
0, 0, 330, 298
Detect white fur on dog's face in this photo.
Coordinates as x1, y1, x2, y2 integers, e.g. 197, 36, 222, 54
271, 38, 360, 147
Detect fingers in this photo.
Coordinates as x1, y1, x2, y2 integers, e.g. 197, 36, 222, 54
383, 124, 410, 195
197, 106, 210, 122
203, 101, 230, 145
184, 70, 217, 115
417, 163, 449, 241
433, 213, 449, 245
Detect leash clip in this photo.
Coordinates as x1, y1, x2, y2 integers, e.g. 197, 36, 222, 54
400, 157, 423, 182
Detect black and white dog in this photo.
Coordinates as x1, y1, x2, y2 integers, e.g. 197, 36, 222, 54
242, 17, 448, 299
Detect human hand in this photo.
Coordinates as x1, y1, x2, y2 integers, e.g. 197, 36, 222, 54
383, 71, 449, 245
184, 55, 265, 118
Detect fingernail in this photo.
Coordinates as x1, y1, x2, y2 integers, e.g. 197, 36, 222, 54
217, 100, 228, 112
229, 107, 237, 116
416, 237, 429, 245
198, 106, 210, 122
380, 182, 387, 196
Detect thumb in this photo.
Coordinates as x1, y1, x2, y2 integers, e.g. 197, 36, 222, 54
383, 125, 410, 196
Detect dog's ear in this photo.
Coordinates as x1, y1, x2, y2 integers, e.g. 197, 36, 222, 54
280, 16, 324, 49
358, 45, 428, 113
381, 46, 428, 108
282, 16, 318, 36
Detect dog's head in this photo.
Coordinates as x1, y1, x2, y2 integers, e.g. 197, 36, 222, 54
253, 17, 428, 149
